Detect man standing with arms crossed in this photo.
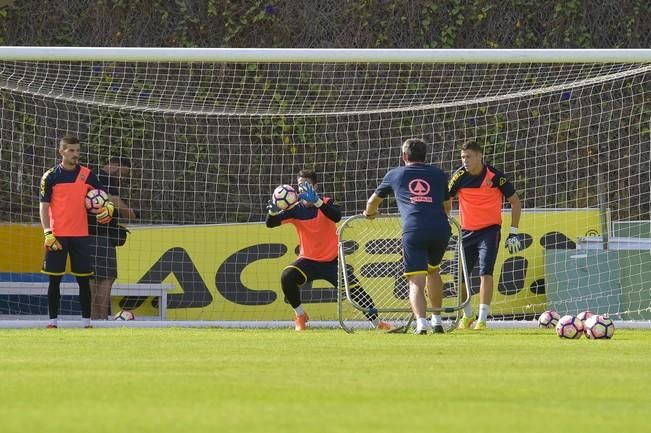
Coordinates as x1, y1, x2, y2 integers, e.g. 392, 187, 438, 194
365, 138, 451, 334
448, 140, 522, 330
40, 136, 114, 328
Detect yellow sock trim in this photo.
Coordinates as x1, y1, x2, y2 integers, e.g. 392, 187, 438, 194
403, 270, 428, 277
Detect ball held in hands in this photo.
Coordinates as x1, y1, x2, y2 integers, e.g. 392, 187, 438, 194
272, 184, 299, 210
96, 201, 115, 224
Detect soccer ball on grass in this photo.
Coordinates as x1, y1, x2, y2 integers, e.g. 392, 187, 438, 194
538, 310, 561, 328
584, 315, 615, 339
555, 315, 584, 339
577, 310, 595, 323
114, 310, 135, 321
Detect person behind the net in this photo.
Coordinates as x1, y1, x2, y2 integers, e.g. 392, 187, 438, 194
88, 157, 138, 320
266, 169, 393, 332
364, 138, 452, 335
39, 136, 115, 328
448, 140, 522, 331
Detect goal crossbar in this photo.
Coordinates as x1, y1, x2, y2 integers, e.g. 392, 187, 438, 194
1, 47, 651, 63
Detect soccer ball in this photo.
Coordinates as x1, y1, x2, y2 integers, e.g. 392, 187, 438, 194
555, 315, 584, 339
85, 189, 109, 214
577, 310, 595, 323
114, 310, 135, 321
538, 310, 561, 328
584, 315, 615, 339
273, 184, 298, 210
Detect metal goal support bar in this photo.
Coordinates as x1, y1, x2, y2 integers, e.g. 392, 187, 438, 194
337, 214, 471, 333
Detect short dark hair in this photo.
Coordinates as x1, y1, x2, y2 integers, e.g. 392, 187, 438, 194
108, 156, 132, 168
298, 169, 318, 184
59, 135, 80, 149
461, 140, 483, 153
401, 138, 427, 162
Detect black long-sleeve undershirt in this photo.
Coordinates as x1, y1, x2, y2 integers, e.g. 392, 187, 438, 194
266, 212, 282, 228
265, 201, 341, 228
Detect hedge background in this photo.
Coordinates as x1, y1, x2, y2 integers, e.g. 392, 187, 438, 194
1, 0, 648, 48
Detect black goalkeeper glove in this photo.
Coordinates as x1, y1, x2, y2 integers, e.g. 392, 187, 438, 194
266, 200, 281, 216
505, 227, 522, 254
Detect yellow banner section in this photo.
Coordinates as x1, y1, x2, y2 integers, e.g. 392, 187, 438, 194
2, 224, 45, 272
1, 209, 601, 320
484, 209, 600, 315
339, 210, 602, 317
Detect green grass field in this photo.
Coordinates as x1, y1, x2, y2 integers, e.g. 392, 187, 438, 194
1, 328, 649, 433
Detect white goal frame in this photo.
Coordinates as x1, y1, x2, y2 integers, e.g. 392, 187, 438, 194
1, 47, 650, 330
1, 47, 650, 63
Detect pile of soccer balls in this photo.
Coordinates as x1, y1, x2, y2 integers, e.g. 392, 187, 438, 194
538, 309, 615, 339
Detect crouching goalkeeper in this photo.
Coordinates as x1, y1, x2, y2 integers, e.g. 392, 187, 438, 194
266, 169, 392, 331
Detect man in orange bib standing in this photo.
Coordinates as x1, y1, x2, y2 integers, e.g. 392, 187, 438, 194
448, 141, 522, 330
39, 136, 114, 328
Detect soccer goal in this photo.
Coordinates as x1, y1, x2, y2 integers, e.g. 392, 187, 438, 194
1, 48, 650, 328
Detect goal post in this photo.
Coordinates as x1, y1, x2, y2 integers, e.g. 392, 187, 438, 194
1, 47, 650, 328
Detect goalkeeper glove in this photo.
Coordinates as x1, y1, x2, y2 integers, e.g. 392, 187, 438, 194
266, 200, 281, 216
505, 227, 522, 254
96, 201, 114, 224
44, 230, 62, 251
298, 182, 323, 207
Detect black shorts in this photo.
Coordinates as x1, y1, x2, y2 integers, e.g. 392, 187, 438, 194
90, 234, 118, 279
402, 229, 451, 275
461, 225, 501, 276
42, 236, 93, 276
285, 257, 359, 287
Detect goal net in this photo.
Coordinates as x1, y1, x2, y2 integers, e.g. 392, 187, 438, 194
1, 48, 649, 327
